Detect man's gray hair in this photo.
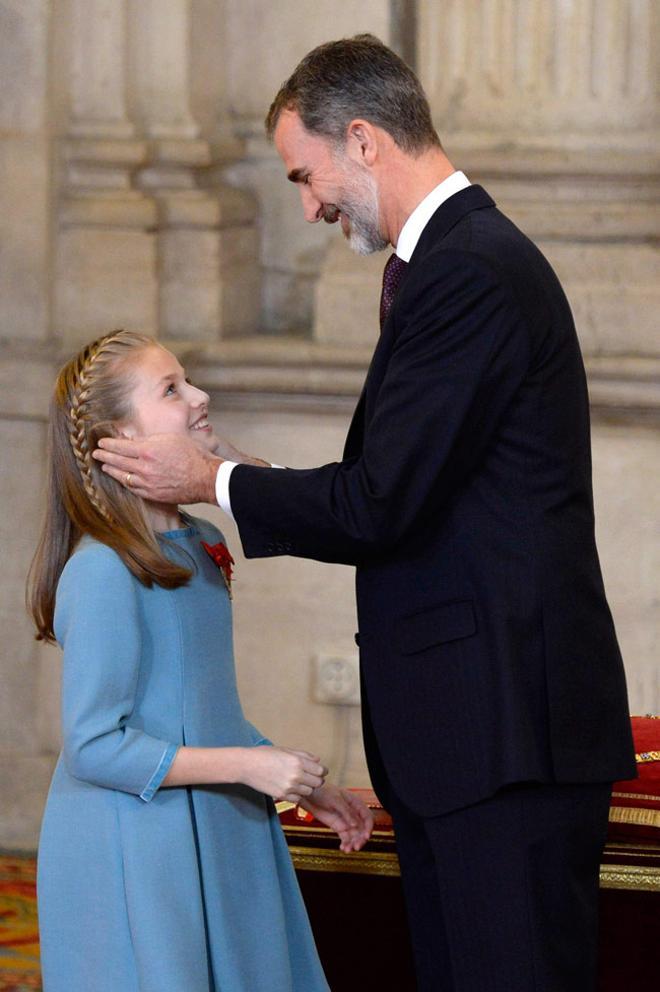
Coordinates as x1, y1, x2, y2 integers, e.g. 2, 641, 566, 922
265, 34, 441, 155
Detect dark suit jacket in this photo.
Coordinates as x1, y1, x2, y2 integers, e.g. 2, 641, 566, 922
230, 185, 636, 817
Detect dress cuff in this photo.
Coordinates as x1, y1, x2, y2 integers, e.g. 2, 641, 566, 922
139, 742, 179, 802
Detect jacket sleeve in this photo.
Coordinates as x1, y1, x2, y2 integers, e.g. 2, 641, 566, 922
54, 545, 178, 802
230, 251, 531, 565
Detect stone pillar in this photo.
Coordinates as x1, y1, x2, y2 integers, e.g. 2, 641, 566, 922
68, 0, 134, 139
222, 0, 394, 334
128, 0, 261, 340
313, 242, 383, 348
129, 0, 198, 141
55, 169, 158, 346
55, 0, 157, 347
0, 0, 50, 342
156, 186, 261, 341
0, 0, 59, 848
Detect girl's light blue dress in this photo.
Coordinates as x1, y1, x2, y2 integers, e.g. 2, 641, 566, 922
37, 516, 329, 992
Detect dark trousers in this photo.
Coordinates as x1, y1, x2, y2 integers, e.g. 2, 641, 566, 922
387, 780, 612, 992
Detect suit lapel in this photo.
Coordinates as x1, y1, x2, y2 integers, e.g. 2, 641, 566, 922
343, 185, 497, 459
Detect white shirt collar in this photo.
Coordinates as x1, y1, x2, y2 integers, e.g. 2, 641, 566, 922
395, 171, 471, 262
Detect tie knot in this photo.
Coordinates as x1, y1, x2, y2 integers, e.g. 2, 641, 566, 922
380, 253, 408, 329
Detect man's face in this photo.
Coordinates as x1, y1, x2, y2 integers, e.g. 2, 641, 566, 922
274, 109, 387, 255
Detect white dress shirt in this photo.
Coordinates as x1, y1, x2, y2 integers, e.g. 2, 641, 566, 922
215, 171, 472, 518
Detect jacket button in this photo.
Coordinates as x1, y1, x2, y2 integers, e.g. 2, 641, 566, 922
266, 543, 274, 554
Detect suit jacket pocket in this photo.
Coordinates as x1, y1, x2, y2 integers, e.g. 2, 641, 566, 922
398, 600, 477, 655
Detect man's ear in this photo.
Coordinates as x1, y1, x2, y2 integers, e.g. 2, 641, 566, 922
345, 119, 378, 167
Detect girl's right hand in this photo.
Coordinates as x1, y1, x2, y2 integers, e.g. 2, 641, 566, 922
241, 746, 328, 802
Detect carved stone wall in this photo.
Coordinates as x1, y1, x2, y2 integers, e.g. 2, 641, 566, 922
0, 0, 261, 847
0, 0, 657, 848
420, 0, 656, 141
0, 0, 391, 849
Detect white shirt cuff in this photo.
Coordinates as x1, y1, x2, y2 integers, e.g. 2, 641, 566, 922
215, 460, 238, 520
215, 461, 284, 521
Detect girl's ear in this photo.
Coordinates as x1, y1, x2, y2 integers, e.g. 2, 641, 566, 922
91, 420, 135, 445
112, 421, 136, 440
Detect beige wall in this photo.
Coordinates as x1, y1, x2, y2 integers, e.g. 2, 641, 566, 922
0, 0, 657, 848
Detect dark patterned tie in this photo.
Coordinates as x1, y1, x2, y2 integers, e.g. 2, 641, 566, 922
379, 253, 408, 329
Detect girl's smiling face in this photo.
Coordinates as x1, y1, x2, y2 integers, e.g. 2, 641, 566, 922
120, 344, 217, 450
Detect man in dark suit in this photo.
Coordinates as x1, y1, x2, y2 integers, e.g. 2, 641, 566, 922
96, 35, 636, 991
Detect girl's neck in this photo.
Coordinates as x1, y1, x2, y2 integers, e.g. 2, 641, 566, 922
145, 501, 184, 533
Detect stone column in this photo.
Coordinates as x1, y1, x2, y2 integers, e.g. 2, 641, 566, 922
0, 0, 59, 848
222, 0, 394, 334
0, 0, 50, 343
68, 0, 134, 139
128, 0, 261, 340
129, 0, 198, 141
55, 0, 157, 347
155, 185, 261, 341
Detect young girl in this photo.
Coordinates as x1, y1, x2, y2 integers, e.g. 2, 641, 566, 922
28, 330, 373, 992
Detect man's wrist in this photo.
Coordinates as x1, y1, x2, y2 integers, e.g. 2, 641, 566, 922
206, 455, 222, 505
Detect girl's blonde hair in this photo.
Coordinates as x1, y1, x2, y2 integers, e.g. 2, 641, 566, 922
27, 330, 192, 642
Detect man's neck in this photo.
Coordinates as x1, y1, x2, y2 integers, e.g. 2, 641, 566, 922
378, 147, 457, 248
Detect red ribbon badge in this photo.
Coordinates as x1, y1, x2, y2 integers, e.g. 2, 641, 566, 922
201, 541, 235, 598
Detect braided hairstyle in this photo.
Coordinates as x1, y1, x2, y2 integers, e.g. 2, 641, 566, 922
66, 331, 132, 522
27, 330, 193, 642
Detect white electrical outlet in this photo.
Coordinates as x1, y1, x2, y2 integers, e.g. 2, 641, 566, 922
313, 654, 361, 706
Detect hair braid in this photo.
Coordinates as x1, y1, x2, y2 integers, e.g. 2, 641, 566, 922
67, 333, 124, 521
28, 328, 194, 642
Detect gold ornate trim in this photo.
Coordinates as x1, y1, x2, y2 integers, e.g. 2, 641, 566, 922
635, 751, 660, 763
611, 791, 660, 803
599, 863, 660, 892
609, 806, 660, 829
604, 840, 660, 855
287, 845, 401, 878
287, 843, 660, 891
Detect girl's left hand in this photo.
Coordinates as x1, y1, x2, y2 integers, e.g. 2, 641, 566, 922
297, 784, 374, 852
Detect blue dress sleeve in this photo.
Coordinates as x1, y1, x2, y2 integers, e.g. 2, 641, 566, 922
246, 723, 273, 747
54, 543, 178, 802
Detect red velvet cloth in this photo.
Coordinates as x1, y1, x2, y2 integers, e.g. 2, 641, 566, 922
279, 717, 660, 843
608, 715, 660, 840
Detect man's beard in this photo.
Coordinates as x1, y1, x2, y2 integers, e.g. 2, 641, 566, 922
324, 165, 388, 256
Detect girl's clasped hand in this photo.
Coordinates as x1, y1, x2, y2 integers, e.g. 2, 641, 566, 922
243, 745, 328, 803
